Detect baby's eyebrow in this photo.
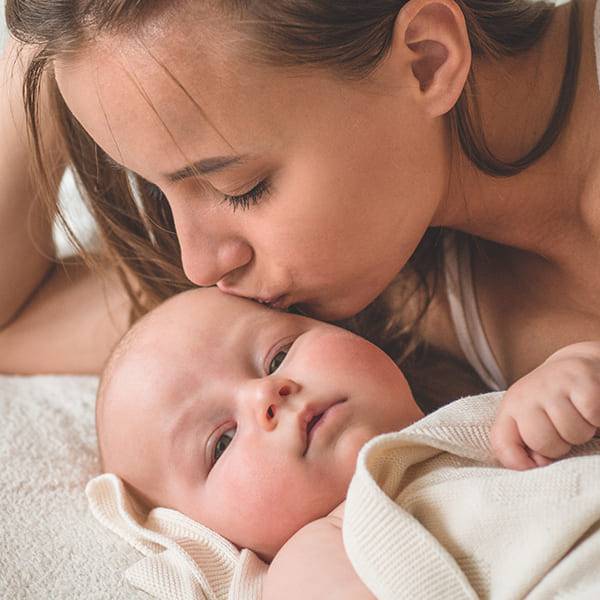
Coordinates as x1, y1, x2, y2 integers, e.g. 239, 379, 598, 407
168, 401, 214, 479
166, 155, 249, 183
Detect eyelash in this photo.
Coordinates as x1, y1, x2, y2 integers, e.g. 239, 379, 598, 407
222, 179, 270, 212
268, 349, 288, 375
267, 339, 295, 375
212, 426, 236, 466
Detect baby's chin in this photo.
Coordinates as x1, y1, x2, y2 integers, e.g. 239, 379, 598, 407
248, 526, 310, 563
245, 522, 307, 563
245, 499, 347, 563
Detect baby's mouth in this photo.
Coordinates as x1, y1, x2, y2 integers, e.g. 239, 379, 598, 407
304, 414, 323, 456
302, 399, 346, 455
307, 413, 323, 437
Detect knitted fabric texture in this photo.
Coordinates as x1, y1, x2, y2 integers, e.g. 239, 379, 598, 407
86, 474, 267, 600
344, 393, 600, 600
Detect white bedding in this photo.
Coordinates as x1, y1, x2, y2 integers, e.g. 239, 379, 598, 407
0, 374, 149, 599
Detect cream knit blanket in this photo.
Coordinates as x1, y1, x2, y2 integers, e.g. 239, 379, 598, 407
87, 393, 600, 599
345, 392, 600, 599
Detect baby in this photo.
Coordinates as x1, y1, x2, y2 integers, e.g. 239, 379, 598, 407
96, 287, 600, 597
97, 287, 423, 560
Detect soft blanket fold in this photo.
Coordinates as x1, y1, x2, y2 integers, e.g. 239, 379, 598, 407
344, 392, 600, 600
86, 474, 268, 600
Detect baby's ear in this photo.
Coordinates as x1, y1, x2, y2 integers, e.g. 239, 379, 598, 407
394, 0, 471, 116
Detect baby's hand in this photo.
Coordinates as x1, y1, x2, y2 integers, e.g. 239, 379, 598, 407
490, 342, 600, 470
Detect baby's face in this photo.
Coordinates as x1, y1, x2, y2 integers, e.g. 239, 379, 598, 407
99, 287, 421, 560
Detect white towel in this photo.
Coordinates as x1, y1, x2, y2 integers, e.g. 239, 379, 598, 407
0, 374, 149, 599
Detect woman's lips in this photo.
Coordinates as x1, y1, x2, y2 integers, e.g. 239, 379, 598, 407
217, 282, 290, 310
256, 295, 289, 310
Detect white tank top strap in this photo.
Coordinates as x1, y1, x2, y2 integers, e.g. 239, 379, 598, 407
443, 232, 507, 391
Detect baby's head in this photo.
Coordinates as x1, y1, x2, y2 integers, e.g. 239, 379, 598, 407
97, 287, 422, 560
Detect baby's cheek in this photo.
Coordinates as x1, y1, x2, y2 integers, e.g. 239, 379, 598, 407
231, 469, 322, 558
224, 442, 349, 555
232, 451, 306, 520
333, 425, 376, 476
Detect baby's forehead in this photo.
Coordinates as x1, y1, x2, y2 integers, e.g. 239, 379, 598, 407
150, 287, 262, 326
142, 287, 294, 344
112, 289, 257, 369
108, 288, 305, 396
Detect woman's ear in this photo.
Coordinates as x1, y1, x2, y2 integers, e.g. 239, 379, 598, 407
393, 0, 471, 116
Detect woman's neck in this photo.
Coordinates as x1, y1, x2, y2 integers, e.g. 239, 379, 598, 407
436, 0, 598, 258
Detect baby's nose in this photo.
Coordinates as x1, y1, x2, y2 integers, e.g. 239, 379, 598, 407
250, 376, 301, 430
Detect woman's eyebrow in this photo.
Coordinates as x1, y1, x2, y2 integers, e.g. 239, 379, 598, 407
101, 154, 250, 183
167, 155, 248, 183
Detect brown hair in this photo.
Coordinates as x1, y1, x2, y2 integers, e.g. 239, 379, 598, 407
5, 0, 582, 377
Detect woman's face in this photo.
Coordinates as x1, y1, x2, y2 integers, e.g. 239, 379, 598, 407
55, 13, 450, 319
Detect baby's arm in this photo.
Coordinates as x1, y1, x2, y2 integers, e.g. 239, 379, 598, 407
262, 503, 376, 600
490, 341, 600, 470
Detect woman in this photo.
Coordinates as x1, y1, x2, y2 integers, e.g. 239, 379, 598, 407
1, 0, 599, 399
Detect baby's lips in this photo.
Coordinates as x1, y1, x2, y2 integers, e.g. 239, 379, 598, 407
299, 398, 346, 455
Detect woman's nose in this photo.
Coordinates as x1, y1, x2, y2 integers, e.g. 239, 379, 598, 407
175, 220, 253, 287
248, 377, 301, 431
183, 237, 254, 287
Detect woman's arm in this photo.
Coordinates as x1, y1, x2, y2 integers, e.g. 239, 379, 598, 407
262, 504, 376, 600
0, 40, 132, 374
0, 257, 131, 374
0, 39, 58, 329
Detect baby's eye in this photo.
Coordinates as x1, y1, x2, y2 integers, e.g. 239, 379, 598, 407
268, 350, 288, 374
214, 427, 236, 463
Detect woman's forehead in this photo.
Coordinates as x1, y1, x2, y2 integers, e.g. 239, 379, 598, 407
53, 25, 291, 181
54, 39, 227, 160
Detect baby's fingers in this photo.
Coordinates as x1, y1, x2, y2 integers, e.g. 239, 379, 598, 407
490, 416, 539, 470
547, 397, 598, 446
568, 387, 600, 430
516, 407, 573, 460
527, 449, 554, 468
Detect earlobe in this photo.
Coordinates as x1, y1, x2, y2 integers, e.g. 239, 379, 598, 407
395, 0, 471, 116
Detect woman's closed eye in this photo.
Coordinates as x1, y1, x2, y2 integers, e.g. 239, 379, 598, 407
222, 179, 270, 212
214, 427, 236, 463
